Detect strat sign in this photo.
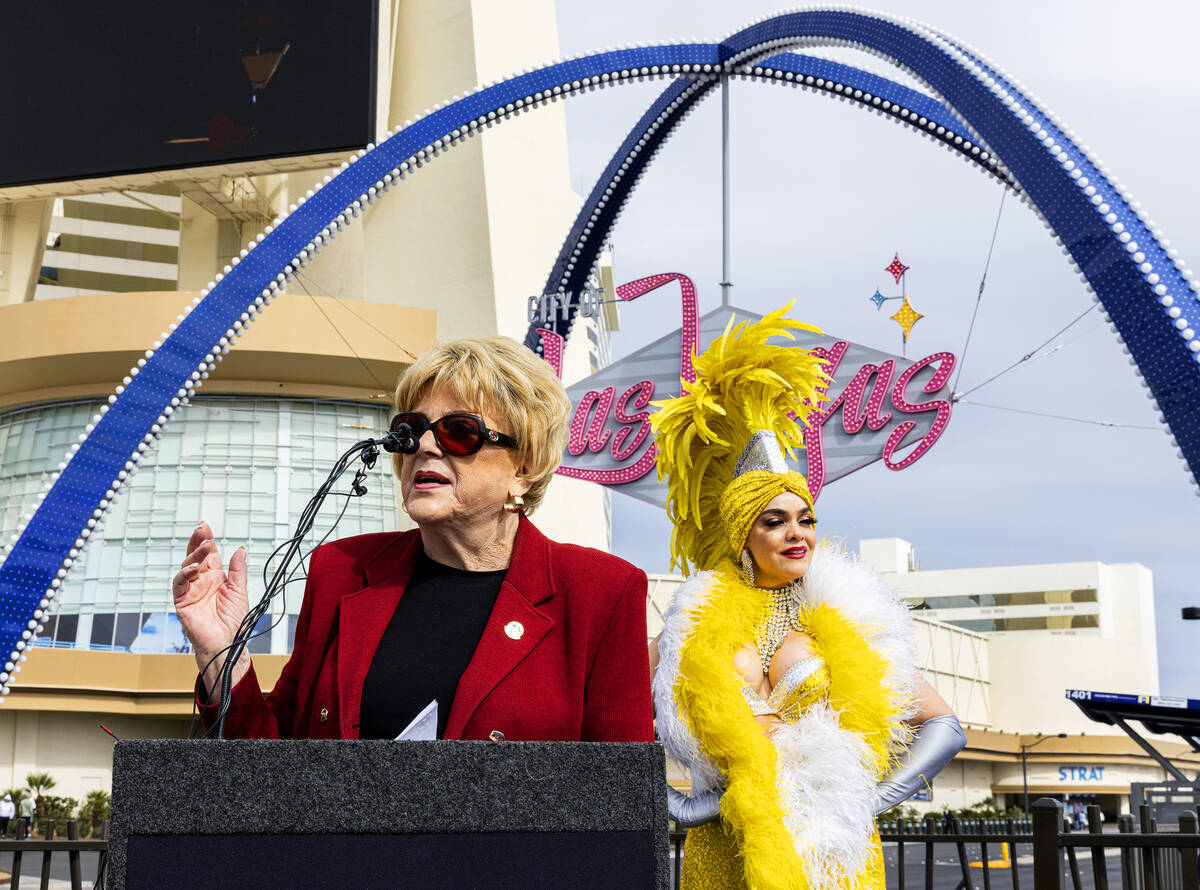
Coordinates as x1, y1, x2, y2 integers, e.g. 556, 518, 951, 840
544, 274, 956, 508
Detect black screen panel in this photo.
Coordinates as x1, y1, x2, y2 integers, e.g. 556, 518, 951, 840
1, 0, 377, 187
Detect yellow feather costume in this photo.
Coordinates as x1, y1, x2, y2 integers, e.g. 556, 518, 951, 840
650, 307, 917, 890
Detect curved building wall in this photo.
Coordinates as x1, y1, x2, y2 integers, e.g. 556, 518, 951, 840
0, 397, 399, 655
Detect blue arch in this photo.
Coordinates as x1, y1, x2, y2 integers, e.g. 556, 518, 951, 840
526, 49, 1014, 353
1, 10, 1196, 691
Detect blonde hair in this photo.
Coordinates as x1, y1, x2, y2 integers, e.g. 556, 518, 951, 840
392, 335, 571, 514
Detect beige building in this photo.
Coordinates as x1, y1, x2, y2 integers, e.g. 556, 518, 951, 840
0, 0, 616, 802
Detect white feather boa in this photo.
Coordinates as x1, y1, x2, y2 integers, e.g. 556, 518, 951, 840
654, 544, 918, 887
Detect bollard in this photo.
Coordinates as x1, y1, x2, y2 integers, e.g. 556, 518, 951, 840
1032, 798, 1062, 890
1086, 805, 1109, 890
67, 818, 83, 889
1179, 811, 1198, 890
40, 820, 54, 890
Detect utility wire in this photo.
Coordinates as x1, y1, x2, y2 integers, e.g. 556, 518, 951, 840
295, 269, 418, 361
956, 399, 1159, 431
292, 275, 392, 393
952, 188, 1007, 394
331, 296, 418, 361
953, 302, 1098, 402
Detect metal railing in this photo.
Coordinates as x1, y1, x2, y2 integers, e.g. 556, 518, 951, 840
879, 814, 1034, 890
671, 815, 1036, 889
1033, 798, 1200, 890
0, 818, 108, 890
6, 803, 1191, 889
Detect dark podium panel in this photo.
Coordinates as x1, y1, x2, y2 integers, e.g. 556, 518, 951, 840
108, 740, 668, 889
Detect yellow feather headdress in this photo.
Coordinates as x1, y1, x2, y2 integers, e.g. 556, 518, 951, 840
650, 304, 830, 575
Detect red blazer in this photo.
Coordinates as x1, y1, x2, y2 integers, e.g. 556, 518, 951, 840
205, 516, 654, 742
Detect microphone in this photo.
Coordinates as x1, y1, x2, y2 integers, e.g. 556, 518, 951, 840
381, 422, 419, 455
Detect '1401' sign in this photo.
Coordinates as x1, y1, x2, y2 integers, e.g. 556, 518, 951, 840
539, 274, 955, 508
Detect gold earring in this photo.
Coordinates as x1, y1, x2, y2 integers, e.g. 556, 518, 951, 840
740, 548, 755, 585
503, 494, 526, 514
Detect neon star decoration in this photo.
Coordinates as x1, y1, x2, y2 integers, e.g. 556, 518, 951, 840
890, 295, 925, 341
885, 252, 910, 284
869, 288, 889, 310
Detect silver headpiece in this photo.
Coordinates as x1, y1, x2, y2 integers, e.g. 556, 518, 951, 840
733, 430, 790, 478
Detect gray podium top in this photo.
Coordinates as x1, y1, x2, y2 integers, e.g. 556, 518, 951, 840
109, 739, 668, 889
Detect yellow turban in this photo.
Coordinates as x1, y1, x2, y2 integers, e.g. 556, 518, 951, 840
719, 469, 814, 557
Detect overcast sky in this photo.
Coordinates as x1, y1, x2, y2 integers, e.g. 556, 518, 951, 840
551, 0, 1200, 695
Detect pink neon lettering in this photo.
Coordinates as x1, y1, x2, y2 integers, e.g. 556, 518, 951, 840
839, 361, 895, 434
567, 387, 616, 456
614, 273, 699, 385
612, 381, 655, 461
882, 352, 956, 470
555, 444, 658, 484
802, 342, 850, 501
537, 329, 565, 379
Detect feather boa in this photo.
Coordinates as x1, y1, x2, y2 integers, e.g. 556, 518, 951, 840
654, 544, 917, 889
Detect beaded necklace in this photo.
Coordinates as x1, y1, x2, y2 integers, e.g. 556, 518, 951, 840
743, 566, 806, 676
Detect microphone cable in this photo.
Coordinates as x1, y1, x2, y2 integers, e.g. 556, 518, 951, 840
188, 423, 416, 739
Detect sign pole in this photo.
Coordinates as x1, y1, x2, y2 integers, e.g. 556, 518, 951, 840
720, 74, 731, 307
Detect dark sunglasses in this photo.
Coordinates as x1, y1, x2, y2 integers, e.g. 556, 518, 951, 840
389, 412, 518, 456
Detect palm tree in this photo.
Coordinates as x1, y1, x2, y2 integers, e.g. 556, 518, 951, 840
84, 790, 111, 836
24, 773, 56, 824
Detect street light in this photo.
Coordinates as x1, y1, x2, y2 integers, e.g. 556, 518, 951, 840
1022, 732, 1069, 818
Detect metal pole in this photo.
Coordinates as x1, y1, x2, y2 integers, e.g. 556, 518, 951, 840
720, 73, 731, 307
1023, 734, 1064, 818
1023, 744, 1031, 819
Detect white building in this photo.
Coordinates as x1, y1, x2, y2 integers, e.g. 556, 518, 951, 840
861, 537, 1160, 737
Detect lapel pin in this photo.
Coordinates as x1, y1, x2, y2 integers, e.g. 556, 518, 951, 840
504, 620, 525, 640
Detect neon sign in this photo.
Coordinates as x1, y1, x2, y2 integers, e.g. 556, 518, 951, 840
542, 274, 956, 507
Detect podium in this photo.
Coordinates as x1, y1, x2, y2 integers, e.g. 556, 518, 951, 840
108, 739, 668, 889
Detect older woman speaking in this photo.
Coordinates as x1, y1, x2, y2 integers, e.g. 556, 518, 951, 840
173, 336, 654, 742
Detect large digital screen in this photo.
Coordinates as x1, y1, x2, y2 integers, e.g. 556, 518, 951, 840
1, 0, 377, 187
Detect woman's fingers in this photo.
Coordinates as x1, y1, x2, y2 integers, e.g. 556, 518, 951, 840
227, 546, 248, 596
185, 522, 213, 555
171, 562, 201, 599
181, 538, 209, 568
181, 523, 223, 569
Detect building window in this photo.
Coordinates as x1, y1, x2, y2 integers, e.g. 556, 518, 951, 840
0, 397, 399, 655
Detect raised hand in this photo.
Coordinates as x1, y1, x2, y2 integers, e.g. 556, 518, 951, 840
172, 522, 251, 699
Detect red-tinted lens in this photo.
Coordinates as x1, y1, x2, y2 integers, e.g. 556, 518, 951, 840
433, 415, 484, 455
391, 412, 427, 436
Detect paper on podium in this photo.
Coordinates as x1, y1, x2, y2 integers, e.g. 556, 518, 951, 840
394, 700, 438, 741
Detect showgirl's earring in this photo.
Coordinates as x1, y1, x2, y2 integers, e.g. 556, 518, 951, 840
740, 548, 756, 585
503, 494, 526, 514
